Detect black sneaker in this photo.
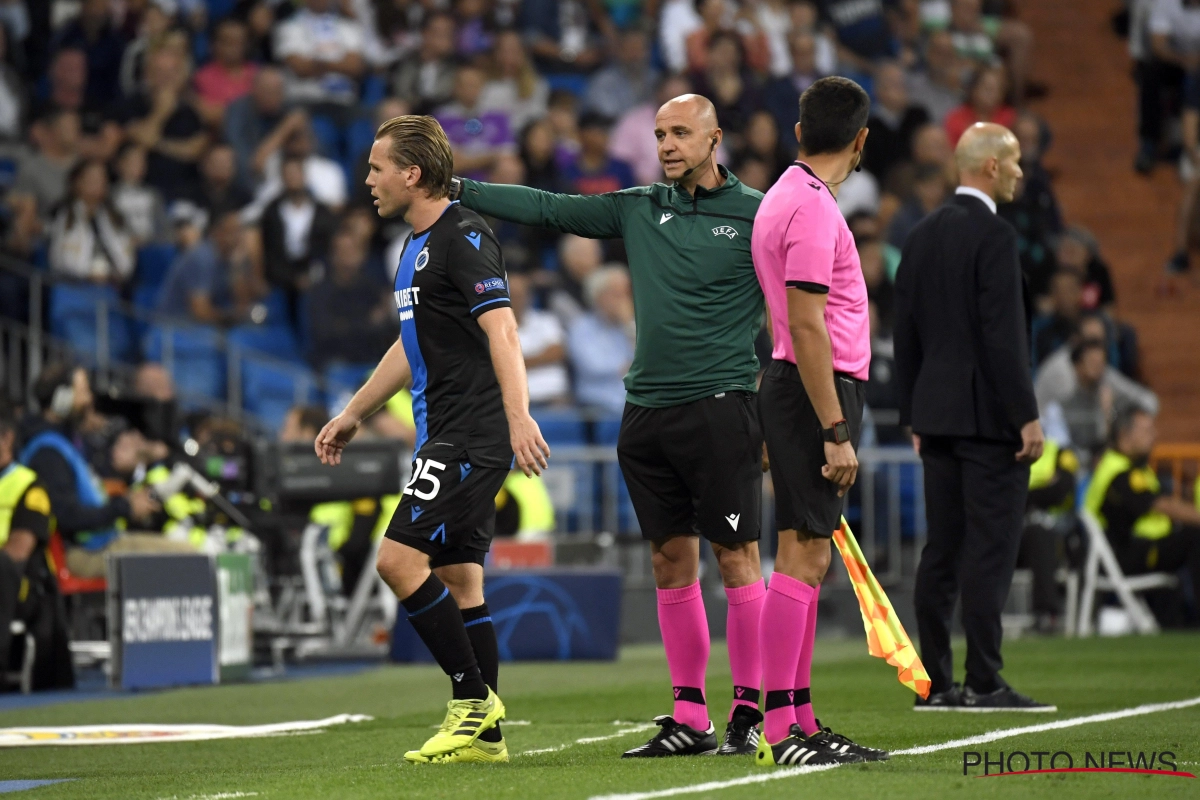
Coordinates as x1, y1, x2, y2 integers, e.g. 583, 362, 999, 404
914, 683, 963, 711
961, 686, 1057, 712
754, 724, 865, 767
716, 705, 762, 755
621, 715, 718, 758
813, 719, 889, 761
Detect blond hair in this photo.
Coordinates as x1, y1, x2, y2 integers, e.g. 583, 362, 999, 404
374, 115, 455, 199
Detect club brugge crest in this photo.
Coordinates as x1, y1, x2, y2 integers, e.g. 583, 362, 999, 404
712, 225, 738, 239
414, 247, 430, 271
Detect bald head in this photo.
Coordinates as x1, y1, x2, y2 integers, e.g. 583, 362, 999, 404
955, 122, 1017, 175
655, 93, 723, 188
955, 122, 1023, 203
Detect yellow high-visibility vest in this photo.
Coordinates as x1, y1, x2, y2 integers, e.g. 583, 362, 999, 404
1084, 449, 1172, 541
0, 464, 41, 548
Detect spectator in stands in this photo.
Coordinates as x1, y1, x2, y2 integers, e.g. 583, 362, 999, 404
1137, 0, 1200, 173
351, 96, 410, 209
944, 64, 1017, 145
753, 0, 799, 78
47, 159, 135, 285
1060, 342, 1118, 461
133, 362, 177, 403
520, 0, 609, 74
999, 111, 1062, 296
562, 113, 635, 195
691, 31, 761, 145
224, 67, 297, 193
261, 155, 337, 302
51, 0, 126, 106
37, 47, 122, 162
736, 110, 789, 185
547, 88, 583, 165
937, 0, 1034, 105
111, 143, 168, 246
583, 27, 658, 121
685, 0, 770, 74
1032, 269, 1084, 369
350, 0, 424, 69
509, 272, 570, 406
568, 266, 634, 415
157, 207, 256, 326
859, 236, 893, 333
454, 0, 496, 60
1088, 409, 1200, 615
480, 29, 551, 133
0, 27, 24, 142
553, 233, 604, 321
194, 18, 258, 129
734, 157, 772, 192
906, 30, 967, 125
18, 364, 180, 579
1055, 226, 1116, 312
659, 0, 704, 74
436, 63, 516, 180
196, 142, 253, 217
610, 74, 692, 186
863, 61, 930, 183
168, 198, 208, 255
273, 0, 366, 115
118, 0, 173, 99
390, 12, 458, 113
820, 0, 898, 74
14, 109, 82, 218
250, 121, 348, 215
764, 30, 827, 140
1035, 314, 1159, 423
308, 228, 393, 369
1168, 24, 1200, 272
520, 118, 566, 194
886, 162, 947, 248
117, 37, 210, 202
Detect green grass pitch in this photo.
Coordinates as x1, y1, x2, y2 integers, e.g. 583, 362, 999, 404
1, 634, 1198, 799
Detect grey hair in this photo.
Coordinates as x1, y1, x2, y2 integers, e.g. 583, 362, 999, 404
584, 265, 630, 308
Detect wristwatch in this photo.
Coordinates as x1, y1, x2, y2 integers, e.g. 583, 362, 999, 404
448, 176, 463, 201
822, 419, 851, 445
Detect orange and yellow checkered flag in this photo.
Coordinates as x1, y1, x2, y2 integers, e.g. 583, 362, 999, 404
832, 518, 931, 699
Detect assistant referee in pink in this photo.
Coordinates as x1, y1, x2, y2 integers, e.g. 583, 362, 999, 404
749, 76, 886, 766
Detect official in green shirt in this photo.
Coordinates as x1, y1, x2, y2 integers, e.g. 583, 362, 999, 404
451, 94, 768, 756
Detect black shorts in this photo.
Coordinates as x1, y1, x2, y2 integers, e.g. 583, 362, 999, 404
383, 443, 510, 567
759, 360, 865, 537
617, 392, 763, 544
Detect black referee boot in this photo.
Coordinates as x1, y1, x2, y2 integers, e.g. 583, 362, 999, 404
621, 715, 718, 758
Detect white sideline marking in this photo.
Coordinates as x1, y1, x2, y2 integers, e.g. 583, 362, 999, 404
519, 724, 658, 756
589, 695, 1200, 800
155, 793, 259, 800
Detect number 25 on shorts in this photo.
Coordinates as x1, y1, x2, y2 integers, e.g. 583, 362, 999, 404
404, 458, 446, 501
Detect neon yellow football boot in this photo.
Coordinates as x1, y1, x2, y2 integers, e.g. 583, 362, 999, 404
417, 688, 506, 757
428, 736, 508, 764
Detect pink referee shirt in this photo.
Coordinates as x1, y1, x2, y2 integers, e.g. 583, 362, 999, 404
751, 161, 871, 381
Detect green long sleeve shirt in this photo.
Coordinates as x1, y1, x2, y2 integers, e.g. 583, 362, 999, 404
459, 170, 765, 408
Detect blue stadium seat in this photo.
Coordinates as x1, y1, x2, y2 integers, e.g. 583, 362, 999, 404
360, 74, 387, 105
227, 323, 301, 362
135, 243, 177, 294
531, 407, 586, 445
545, 74, 588, 97
324, 362, 374, 396
206, 0, 237, 21
593, 417, 622, 445
49, 284, 134, 363
309, 115, 342, 161
241, 356, 319, 434
143, 324, 226, 400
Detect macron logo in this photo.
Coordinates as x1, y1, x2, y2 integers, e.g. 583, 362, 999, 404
725, 513, 740, 531
659, 212, 674, 225
464, 231, 481, 250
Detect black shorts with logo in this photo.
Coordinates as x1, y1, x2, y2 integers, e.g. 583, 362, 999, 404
617, 392, 763, 544
384, 442, 510, 567
759, 360, 865, 537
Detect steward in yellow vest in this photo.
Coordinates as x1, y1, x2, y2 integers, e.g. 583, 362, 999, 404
1017, 439, 1080, 626
1085, 410, 1200, 600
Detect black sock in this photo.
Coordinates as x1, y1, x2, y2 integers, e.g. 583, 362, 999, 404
463, 603, 502, 742
401, 574, 487, 700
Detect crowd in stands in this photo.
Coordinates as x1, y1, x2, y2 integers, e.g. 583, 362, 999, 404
0, 0, 1154, 454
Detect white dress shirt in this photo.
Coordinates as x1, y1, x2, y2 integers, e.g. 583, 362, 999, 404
955, 185, 997, 214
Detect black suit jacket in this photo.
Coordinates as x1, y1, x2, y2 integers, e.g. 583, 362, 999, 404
260, 194, 337, 290
894, 194, 1038, 443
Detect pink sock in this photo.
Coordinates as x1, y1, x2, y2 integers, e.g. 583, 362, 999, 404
761, 573, 815, 744
794, 583, 821, 735
657, 581, 711, 731
725, 580, 766, 720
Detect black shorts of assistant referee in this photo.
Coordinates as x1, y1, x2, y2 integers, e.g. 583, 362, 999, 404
384, 443, 510, 567
617, 392, 763, 544
759, 359, 865, 537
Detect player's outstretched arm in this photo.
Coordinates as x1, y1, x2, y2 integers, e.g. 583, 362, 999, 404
476, 306, 551, 477
315, 337, 412, 466
455, 178, 624, 240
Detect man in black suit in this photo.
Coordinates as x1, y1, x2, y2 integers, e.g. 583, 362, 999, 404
894, 123, 1053, 712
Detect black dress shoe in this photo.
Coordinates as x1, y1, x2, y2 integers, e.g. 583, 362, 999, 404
913, 683, 962, 711
961, 686, 1056, 712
